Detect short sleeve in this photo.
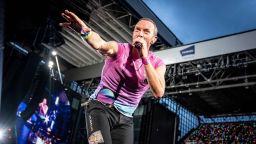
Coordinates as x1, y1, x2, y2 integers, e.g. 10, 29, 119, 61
116, 43, 128, 59
148, 52, 165, 69
154, 58, 165, 69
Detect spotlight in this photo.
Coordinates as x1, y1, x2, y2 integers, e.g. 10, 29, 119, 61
48, 60, 54, 69
0, 129, 5, 140
51, 50, 57, 56
196, 83, 199, 88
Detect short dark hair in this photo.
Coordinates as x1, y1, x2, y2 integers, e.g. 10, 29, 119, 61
138, 18, 158, 36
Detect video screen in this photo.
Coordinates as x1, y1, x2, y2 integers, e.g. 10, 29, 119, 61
16, 82, 72, 144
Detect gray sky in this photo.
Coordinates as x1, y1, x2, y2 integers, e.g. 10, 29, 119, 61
143, 0, 256, 44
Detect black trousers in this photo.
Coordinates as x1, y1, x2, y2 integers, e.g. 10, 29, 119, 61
85, 100, 134, 144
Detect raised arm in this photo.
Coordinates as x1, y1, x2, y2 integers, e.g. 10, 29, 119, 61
59, 10, 118, 57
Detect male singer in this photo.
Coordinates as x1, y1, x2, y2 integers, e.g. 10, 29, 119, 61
60, 10, 166, 144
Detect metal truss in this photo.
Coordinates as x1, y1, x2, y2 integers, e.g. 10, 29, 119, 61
165, 50, 256, 95
66, 49, 256, 98
65, 77, 101, 97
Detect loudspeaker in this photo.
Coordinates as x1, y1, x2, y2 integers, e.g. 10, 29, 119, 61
138, 98, 179, 144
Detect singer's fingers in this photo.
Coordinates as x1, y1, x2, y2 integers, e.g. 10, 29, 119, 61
64, 9, 70, 13
63, 12, 85, 28
64, 10, 75, 18
61, 10, 89, 33
64, 10, 80, 21
64, 9, 75, 16
62, 13, 72, 22
59, 22, 71, 27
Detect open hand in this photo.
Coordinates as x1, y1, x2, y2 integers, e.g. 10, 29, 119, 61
59, 10, 90, 33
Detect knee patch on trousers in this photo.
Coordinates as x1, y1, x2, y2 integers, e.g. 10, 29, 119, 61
88, 130, 104, 144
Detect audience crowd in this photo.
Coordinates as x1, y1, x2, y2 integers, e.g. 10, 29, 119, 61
185, 122, 256, 144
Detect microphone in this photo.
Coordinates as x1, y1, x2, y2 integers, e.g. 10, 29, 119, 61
134, 42, 142, 49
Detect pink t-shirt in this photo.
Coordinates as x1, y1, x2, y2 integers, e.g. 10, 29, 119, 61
91, 43, 165, 117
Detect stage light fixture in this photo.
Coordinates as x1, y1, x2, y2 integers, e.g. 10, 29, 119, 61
0, 129, 5, 140
196, 83, 199, 88
48, 60, 54, 69
51, 50, 57, 56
